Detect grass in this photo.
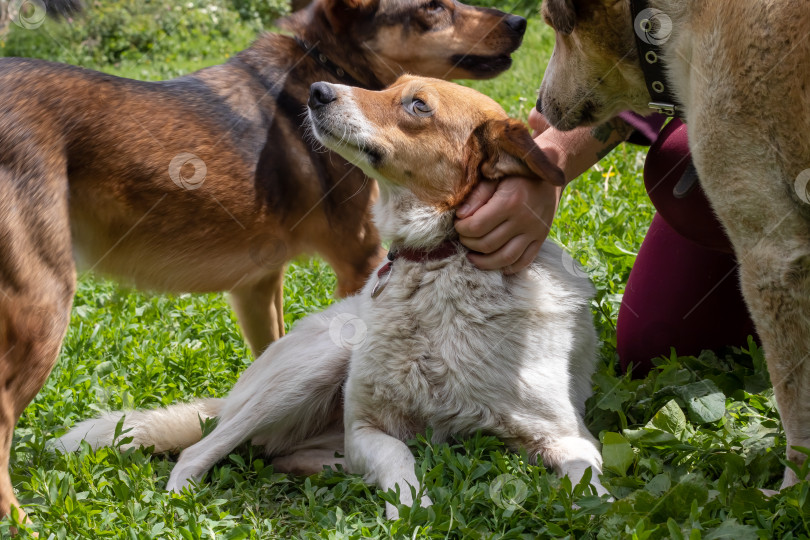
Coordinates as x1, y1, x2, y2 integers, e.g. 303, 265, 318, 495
2, 6, 810, 539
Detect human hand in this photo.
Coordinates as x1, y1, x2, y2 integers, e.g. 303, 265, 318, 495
455, 105, 627, 273
528, 107, 551, 136
455, 176, 562, 274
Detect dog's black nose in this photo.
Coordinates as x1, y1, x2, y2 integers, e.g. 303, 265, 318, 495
505, 15, 527, 36
309, 82, 337, 109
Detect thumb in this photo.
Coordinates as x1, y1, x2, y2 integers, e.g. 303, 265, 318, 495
529, 108, 551, 137
456, 180, 497, 219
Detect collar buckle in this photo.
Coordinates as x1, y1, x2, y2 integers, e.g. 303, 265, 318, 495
649, 101, 678, 117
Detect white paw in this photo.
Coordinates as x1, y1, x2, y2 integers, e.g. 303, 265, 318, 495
780, 466, 800, 490
166, 470, 194, 493
384, 493, 432, 520
385, 502, 400, 520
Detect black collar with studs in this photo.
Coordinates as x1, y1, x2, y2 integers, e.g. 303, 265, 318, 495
629, 0, 684, 118
295, 38, 372, 89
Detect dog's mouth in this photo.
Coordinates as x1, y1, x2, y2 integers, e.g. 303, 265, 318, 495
451, 54, 514, 78
308, 114, 384, 167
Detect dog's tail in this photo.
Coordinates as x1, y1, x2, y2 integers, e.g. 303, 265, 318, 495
50, 398, 223, 454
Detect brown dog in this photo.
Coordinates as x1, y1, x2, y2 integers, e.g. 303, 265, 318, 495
0, 0, 526, 519
538, 0, 810, 489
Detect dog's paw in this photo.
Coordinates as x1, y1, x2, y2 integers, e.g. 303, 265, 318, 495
165, 470, 194, 493
385, 501, 400, 520
45, 436, 76, 454
780, 464, 804, 490
384, 493, 432, 520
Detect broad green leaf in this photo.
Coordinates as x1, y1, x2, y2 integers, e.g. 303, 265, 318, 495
648, 399, 687, 438
601, 432, 634, 475
704, 519, 759, 540
674, 381, 726, 424
624, 427, 680, 446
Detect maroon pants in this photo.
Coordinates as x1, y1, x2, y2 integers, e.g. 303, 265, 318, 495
615, 118, 757, 374
616, 214, 757, 374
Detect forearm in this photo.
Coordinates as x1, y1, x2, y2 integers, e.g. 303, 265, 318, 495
534, 117, 634, 184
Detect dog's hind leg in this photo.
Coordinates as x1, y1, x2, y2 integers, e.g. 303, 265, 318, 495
166, 298, 359, 491
270, 420, 345, 475
229, 270, 286, 356
0, 165, 75, 519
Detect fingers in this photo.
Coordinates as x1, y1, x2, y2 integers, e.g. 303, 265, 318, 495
455, 185, 511, 239
456, 180, 497, 219
504, 240, 543, 275
457, 219, 514, 254
466, 236, 542, 273
455, 176, 561, 273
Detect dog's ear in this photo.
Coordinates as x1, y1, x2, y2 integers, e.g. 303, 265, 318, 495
322, 0, 379, 31
469, 118, 565, 187
545, 0, 576, 35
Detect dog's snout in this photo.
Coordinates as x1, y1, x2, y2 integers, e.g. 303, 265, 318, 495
308, 82, 337, 109
505, 15, 527, 36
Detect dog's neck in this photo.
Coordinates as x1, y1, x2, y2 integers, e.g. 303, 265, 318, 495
373, 184, 458, 250
633, 0, 695, 118
278, 6, 387, 90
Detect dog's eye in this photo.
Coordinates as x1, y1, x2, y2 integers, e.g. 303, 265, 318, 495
405, 98, 434, 117
422, 0, 444, 13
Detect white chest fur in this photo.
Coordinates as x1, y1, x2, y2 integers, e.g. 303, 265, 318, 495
345, 241, 598, 446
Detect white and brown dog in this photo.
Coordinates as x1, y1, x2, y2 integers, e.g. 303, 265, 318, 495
538, 0, 810, 487
54, 77, 609, 518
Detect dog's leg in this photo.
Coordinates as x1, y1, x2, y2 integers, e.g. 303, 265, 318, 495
165, 403, 265, 492
736, 250, 810, 488
536, 432, 610, 498
0, 166, 75, 519
167, 298, 358, 491
322, 240, 385, 298
690, 125, 810, 487
270, 420, 345, 475
228, 270, 286, 356
345, 420, 432, 519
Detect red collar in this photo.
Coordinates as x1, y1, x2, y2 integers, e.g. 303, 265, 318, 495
376, 240, 461, 280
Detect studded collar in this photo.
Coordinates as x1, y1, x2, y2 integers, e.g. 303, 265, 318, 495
629, 0, 684, 118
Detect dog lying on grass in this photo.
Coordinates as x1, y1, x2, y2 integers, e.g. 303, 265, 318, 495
55, 77, 609, 518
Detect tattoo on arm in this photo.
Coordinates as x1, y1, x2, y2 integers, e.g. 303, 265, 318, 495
591, 118, 634, 160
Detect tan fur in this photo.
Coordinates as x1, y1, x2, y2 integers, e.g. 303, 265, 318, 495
539, 0, 810, 488
0, 0, 528, 518
325, 77, 563, 209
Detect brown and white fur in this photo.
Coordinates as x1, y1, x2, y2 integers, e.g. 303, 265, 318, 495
0, 0, 528, 519
55, 77, 608, 519
538, 0, 810, 488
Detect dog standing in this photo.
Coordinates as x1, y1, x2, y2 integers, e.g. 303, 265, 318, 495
0, 0, 528, 519
538, 0, 810, 487
56, 77, 609, 519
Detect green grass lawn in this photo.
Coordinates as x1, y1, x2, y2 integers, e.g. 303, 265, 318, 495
2, 5, 810, 539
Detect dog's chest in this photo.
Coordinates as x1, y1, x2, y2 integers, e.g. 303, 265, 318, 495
352, 258, 539, 438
